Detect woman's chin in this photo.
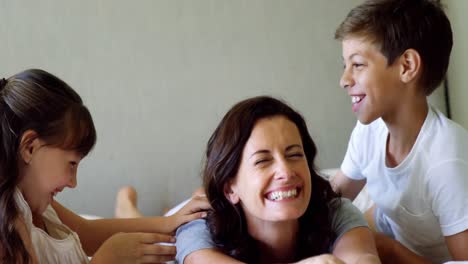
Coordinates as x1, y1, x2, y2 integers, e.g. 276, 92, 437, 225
263, 208, 307, 222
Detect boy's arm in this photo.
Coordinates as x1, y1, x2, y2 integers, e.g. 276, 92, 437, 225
185, 238, 380, 264
445, 229, 468, 260
373, 233, 431, 264
330, 170, 366, 201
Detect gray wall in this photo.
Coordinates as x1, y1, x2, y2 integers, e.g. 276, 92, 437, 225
446, 0, 468, 129
1, 0, 447, 217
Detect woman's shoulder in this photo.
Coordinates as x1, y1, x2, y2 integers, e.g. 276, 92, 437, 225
329, 198, 368, 237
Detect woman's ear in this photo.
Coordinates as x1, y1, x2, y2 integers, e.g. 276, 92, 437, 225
19, 130, 40, 165
224, 182, 240, 205
399, 48, 421, 84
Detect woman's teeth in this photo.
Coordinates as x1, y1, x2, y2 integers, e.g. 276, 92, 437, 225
267, 188, 298, 201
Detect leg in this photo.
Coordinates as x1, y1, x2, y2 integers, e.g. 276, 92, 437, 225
192, 187, 205, 197
163, 187, 206, 215
114, 186, 144, 218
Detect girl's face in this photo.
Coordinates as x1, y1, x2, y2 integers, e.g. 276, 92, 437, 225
226, 116, 312, 225
19, 138, 81, 215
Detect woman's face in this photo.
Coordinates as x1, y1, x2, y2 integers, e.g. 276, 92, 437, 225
226, 115, 312, 224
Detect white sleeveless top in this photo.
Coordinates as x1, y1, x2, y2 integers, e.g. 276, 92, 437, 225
15, 189, 89, 264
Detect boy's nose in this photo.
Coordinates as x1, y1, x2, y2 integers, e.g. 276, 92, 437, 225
340, 69, 353, 89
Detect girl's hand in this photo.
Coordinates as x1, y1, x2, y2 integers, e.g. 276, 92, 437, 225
167, 194, 211, 231
294, 254, 346, 264
92, 232, 176, 263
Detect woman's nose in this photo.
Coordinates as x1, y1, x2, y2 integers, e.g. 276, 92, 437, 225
275, 160, 296, 180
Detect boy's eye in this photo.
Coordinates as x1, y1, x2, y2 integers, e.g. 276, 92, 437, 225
352, 63, 364, 69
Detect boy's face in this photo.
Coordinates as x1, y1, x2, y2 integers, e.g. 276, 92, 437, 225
340, 36, 403, 124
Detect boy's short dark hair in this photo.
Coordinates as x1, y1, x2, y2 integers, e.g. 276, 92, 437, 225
335, 0, 452, 95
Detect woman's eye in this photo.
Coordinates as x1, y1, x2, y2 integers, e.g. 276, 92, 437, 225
254, 159, 270, 166
288, 153, 304, 159
70, 161, 77, 168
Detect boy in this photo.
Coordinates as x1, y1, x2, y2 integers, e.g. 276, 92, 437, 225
331, 0, 468, 263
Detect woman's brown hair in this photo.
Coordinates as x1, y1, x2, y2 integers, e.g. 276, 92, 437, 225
203, 96, 339, 262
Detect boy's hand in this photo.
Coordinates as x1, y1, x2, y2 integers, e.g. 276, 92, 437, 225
92, 232, 176, 263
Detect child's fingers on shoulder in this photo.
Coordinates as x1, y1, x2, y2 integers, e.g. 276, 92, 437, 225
184, 211, 208, 222
140, 232, 175, 244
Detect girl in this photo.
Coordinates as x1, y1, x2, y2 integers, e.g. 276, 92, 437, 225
0, 69, 209, 263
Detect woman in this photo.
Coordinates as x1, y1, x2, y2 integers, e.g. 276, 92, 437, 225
176, 96, 380, 263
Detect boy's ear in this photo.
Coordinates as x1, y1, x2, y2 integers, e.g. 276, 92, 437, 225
224, 181, 240, 205
19, 130, 40, 165
399, 49, 421, 84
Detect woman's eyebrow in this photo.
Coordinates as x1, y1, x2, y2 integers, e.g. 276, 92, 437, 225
248, 144, 303, 159
249, 149, 270, 159
286, 144, 302, 151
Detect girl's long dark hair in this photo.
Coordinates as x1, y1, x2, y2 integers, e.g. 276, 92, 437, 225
203, 96, 340, 262
0, 69, 96, 263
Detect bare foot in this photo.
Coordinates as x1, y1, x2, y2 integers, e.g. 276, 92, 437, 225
162, 187, 206, 215
192, 187, 205, 197
114, 186, 143, 218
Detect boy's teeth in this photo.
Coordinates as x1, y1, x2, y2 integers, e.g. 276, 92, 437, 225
351, 96, 363, 104
267, 188, 298, 201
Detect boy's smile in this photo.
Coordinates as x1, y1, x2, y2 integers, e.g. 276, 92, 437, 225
351, 95, 366, 113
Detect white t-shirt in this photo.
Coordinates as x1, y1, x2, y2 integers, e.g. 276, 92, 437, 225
15, 189, 89, 264
341, 106, 468, 263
